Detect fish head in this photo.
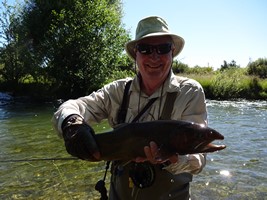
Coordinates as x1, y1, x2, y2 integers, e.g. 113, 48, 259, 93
193, 125, 224, 140
190, 124, 226, 153
171, 122, 226, 154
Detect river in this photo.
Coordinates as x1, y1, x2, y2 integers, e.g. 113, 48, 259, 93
0, 100, 266, 200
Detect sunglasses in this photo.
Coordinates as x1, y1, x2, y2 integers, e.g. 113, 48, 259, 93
136, 43, 172, 55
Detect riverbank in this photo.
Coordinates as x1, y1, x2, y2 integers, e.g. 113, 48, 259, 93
180, 71, 267, 100
1, 70, 267, 101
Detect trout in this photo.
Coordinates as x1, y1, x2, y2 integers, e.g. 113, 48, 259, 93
95, 120, 226, 161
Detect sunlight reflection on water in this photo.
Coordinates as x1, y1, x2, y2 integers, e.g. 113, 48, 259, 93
0, 100, 266, 199
191, 100, 267, 200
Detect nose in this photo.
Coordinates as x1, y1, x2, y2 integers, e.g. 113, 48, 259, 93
149, 49, 160, 59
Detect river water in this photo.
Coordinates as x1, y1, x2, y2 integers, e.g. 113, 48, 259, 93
0, 100, 266, 200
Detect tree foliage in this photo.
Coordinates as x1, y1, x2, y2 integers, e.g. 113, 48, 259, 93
220, 60, 240, 71
0, 0, 130, 98
247, 58, 267, 78
172, 60, 189, 73
21, 0, 130, 98
0, 1, 34, 87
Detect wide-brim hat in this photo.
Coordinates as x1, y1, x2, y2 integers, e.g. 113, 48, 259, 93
125, 16, 185, 60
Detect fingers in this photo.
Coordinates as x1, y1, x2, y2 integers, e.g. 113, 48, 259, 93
168, 154, 179, 163
134, 141, 158, 163
133, 156, 147, 163
134, 141, 179, 164
92, 152, 101, 160
141, 141, 178, 164
144, 141, 162, 164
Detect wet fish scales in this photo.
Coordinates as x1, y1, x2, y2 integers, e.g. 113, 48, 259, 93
95, 120, 226, 161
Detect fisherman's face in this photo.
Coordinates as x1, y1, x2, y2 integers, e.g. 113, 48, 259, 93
135, 36, 174, 83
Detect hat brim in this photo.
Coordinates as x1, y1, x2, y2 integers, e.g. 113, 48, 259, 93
125, 33, 185, 60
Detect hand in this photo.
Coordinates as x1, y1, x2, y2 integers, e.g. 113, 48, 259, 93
134, 141, 178, 164
62, 115, 100, 161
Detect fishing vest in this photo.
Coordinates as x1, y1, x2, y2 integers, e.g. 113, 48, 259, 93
96, 77, 191, 200
117, 79, 178, 124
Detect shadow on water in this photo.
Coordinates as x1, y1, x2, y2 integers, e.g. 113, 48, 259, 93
0, 100, 266, 199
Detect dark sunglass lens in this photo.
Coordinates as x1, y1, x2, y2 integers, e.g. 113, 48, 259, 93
136, 43, 171, 55
157, 43, 172, 54
137, 44, 152, 54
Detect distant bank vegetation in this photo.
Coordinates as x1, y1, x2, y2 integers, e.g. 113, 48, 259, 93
172, 58, 267, 100
110, 58, 267, 100
106, 58, 267, 100
1, 56, 266, 101
0, 1, 266, 101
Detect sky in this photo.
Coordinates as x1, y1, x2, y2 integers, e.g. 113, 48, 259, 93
2, 0, 267, 69
122, 0, 267, 69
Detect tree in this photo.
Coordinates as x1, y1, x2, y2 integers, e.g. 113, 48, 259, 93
247, 58, 267, 79
172, 60, 189, 73
220, 60, 240, 71
0, 1, 25, 87
0, 0, 47, 91
21, 0, 130, 98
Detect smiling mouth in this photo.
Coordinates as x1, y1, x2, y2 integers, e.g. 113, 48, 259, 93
146, 64, 162, 69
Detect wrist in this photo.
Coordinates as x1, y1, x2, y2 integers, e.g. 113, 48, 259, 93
62, 114, 83, 131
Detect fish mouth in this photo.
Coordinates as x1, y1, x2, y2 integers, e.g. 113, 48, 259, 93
194, 140, 226, 153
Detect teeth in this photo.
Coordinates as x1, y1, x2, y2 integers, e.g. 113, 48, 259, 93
147, 64, 161, 68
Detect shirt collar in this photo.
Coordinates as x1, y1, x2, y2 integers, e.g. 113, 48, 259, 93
130, 70, 181, 98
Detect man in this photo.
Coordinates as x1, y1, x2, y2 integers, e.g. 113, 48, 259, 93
53, 16, 207, 199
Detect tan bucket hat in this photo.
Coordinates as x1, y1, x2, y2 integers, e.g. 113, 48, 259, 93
125, 16, 185, 60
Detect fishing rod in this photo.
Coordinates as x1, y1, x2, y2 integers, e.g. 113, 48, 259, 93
0, 157, 79, 163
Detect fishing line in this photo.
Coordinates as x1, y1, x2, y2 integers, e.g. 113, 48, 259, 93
0, 157, 79, 163
52, 161, 74, 200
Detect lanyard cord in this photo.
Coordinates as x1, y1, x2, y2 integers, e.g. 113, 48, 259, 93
95, 77, 167, 199
95, 161, 111, 200
158, 80, 165, 120
132, 97, 158, 123
136, 76, 165, 122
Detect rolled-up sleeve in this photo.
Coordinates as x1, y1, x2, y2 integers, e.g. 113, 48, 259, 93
52, 78, 130, 137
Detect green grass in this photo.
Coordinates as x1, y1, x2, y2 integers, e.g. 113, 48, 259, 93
177, 70, 267, 100
1, 68, 266, 101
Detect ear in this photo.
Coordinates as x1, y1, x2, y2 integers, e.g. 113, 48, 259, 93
134, 48, 139, 60
171, 44, 175, 57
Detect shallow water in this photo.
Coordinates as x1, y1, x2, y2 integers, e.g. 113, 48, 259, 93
0, 100, 266, 199
191, 100, 267, 200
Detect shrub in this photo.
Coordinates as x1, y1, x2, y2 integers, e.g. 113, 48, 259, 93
187, 66, 213, 74
172, 61, 189, 73
247, 58, 267, 78
104, 70, 135, 84
210, 69, 245, 99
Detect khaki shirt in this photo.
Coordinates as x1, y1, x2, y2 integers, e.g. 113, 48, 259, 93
52, 71, 207, 175
52, 71, 208, 199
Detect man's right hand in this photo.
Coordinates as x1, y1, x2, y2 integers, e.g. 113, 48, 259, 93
134, 141, 178, 164
62, 114, 101, 161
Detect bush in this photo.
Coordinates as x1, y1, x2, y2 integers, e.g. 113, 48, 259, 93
172, 61, 189, 73
210, 69, 245, 99
247, 58, 267, 78
186, 66, 213, 74
104, 69, 135, 84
